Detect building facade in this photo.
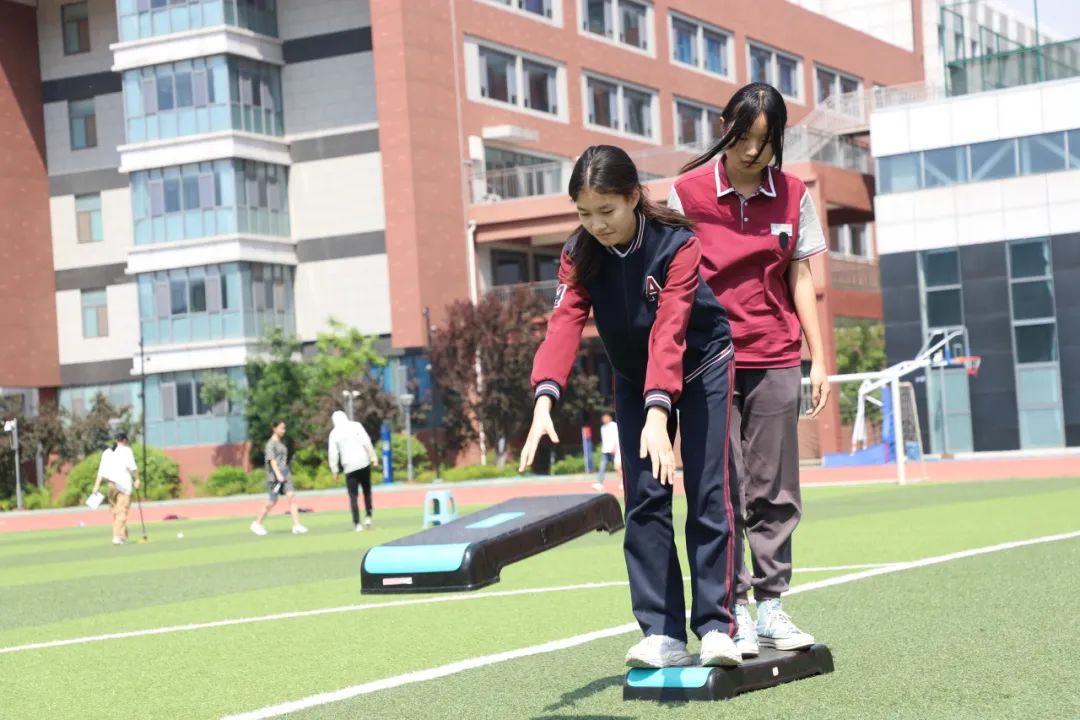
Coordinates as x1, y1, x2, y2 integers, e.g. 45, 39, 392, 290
872, 76, 1080, 453
3, 0, 941, 474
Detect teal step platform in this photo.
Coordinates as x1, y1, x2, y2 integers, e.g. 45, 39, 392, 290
623, 644, 834, 701
360, 493, 624, 594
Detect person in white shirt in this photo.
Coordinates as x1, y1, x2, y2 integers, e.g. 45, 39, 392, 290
594, 412, 621, 491
91, 433, 140, 545
328, 410, 378, 531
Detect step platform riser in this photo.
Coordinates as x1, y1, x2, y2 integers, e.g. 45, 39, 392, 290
623, 644, 834, 701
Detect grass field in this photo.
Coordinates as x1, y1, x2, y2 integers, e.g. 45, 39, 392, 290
2, 476, 1079, 720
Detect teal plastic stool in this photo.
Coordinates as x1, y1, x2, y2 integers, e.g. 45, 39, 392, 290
423, 489, 457, 528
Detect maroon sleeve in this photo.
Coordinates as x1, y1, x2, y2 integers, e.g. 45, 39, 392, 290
530, 248, 591, 404
642, 236, 701, 412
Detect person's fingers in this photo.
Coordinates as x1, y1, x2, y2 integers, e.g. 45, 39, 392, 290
547, 424, 560, 444
639, 430, 648, 459
650, 445, 660, 480
518, 436, 536, 472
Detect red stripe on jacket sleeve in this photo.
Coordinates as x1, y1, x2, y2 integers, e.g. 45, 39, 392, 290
530, 248, 591, 403
643, 235, 700, 410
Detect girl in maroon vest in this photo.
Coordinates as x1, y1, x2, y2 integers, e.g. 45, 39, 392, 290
669, 83, 831, 657
520, 145, 741, 669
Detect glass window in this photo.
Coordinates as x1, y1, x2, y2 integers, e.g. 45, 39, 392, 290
840, 76, 860, 94
1011, 280, 1055, 320
620, 0, 647, 49
676, 101, 700, 147
704, 30, 727, 75
1019, 408, 1065, 448
777, 55, 799, 97
587, 77, 618, 128
119, 0, 278, 41
926, 288, 963, 327
1068, 130, 1080, 169
81, 289, 108, 338
970, 139, 1016, 181
1014, 323, 1057, 364
1009, 240, 1050, 278
878, 154, 920, 193
189, 277, 207, 313
1017, 365, 1061, 405
622, 87, 651, 137
749, 45, 770, 83
170, 278, 188, 315
520, 0, 552, 18
522, 60, 556, 113
924, 248, 959, 286
492, 251, 528, 285
707, 110, 724, 143
672, 18, 697, 65
75, 194, 103, 243
69, 99, 97, 150
584, 0, 613, 37
533, 255, 559, 282
1019, 132, 1066, 174
850, 224, 868, 257
829, 226, 843, 253
923, 147, 968, 188
62, 2, 90, 55
816, 67, 837, 104
176, 381, 195, 417
479, 46, 515, 104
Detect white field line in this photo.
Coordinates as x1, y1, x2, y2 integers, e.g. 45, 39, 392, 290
223, 529, 1080, 720
0, 563, 894, 657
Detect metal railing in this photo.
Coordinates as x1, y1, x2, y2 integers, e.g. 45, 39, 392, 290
829, 255, 881, 291
485, 280, 561, 305
946, 37, 1080, 96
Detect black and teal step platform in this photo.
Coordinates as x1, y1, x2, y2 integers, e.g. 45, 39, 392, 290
623, 644, 834, 701
360, 493, 624, 594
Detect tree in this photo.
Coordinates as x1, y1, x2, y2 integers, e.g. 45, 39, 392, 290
834, 321, 886, 425
433, 288, 551, 467
557, 372, 607, 426
244, 321, 397, 473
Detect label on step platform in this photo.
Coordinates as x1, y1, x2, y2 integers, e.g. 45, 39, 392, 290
626, 667, 713, 689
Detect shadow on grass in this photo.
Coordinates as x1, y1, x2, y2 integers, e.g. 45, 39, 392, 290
538, 674, 627, 716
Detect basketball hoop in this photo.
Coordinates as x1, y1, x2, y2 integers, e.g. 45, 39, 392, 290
952, 355, 982, 377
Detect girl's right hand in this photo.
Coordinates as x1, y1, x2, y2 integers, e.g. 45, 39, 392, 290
518, 397, 560, 472
639, 407, 676, 485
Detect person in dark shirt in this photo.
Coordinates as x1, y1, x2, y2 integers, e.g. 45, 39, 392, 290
250, 420, 308, 536
519, 145, 740, 669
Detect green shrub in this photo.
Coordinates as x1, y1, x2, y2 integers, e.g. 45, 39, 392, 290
23, 486, 54, 510
291, 469, 340, 490
61, 445, 180, 506
439, 464, 521, 482
389, 433, 429, 475
204, 466, 252, 497
550, 451, 602, 476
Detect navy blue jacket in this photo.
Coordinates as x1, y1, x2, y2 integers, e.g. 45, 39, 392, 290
531, 213, 732, 412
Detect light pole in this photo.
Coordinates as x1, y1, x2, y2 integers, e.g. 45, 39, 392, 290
342, 389, 360, 421
4, 419, 21, 511
399, 393, 415, 482
422, 306, 442, 481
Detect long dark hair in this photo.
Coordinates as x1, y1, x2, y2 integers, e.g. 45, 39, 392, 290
680, 83, 787, 174
566, 145, 691, 286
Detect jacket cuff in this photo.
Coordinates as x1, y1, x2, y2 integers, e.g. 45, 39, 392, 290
534, 380, 563, 404
644, 390, 673, 413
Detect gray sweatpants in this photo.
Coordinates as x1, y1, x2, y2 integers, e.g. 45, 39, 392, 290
730, 366, 802, 603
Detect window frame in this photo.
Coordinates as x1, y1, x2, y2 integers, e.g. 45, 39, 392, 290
668, 11, 734, 81
68, 98, 98, 150
673, 97, 723, 149
579, 0, 655, 56
582, 71, 659, 143
465, 38, 568, 123
75, 193, 104, 244
813, 62, 862, 109
62, 1, 91, 56
746, 41, 803, 103
80, 288, 109, 339
476, 0, 561, 25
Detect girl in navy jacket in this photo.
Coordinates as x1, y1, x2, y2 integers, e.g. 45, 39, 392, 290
518, 145, 742, 669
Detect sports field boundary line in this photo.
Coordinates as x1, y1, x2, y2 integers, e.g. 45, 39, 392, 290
0, 564, 895, 656
223, 529, 1080, 720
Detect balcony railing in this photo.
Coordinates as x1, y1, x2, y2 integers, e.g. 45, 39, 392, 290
486, 280, 561, 305
471, 131, 870, 204
946, 37, 1080, 96
829, 254, 880, 291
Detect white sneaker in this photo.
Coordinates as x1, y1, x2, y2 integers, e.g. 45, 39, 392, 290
250, 522, 268, 536
699, 630, 743, 667
757, 598, 815, 651
364, 517, 372, 529
592, 482, 603, 492
625, 634, 694, 668
112, 537, 126, 545
355, 523, 364, 532
734, 603, 760, 658
291, 524, 309, 535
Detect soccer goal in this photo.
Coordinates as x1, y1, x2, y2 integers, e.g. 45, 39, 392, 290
806, 327, 979, 484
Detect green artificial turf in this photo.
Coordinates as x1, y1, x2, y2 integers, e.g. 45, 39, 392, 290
0, 476, 1077, 719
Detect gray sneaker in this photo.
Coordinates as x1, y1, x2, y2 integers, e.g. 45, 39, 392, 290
756, 598, 814, 651
625, 634, 695, 668
733, 603, 760, 658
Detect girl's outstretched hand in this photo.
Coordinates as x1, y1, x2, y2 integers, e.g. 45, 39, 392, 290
639, 407, 676, 486
519, 396, 560, 472
807, 361, 831, 418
